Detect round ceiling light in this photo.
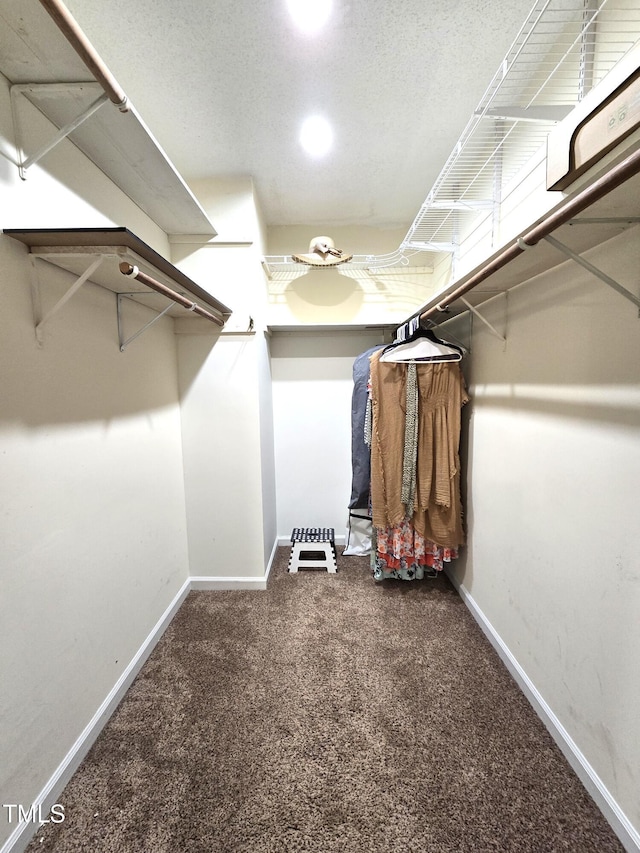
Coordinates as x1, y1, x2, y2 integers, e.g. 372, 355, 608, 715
299, 115, 333, 157
286, 0, 332, 34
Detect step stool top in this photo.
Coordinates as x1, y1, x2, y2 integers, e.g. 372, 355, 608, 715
291, 527, 335, 543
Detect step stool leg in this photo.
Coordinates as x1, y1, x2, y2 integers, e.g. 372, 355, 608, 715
288, 542, 304, 573
326, 543, 337, 574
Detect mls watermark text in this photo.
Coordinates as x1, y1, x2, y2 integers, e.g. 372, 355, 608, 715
2, 803, 65, 824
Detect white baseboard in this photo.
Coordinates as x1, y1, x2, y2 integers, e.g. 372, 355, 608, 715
446, 569, 640, 853
1, 577, 192, 853
190, 576, 268, 590
190, 537, 279, 590
264, 535, 278, 583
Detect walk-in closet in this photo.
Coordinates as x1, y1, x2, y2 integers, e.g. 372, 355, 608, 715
1, 2, 639, 852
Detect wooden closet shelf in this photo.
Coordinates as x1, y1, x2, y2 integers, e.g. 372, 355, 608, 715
4, 227, 232, 321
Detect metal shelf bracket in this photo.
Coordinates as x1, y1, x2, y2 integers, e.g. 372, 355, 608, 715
544, 234, 640, 315
10, 83, 109, 179
116, 292, 174, 352
30, 254, 105, 346
460, 295, 507, 346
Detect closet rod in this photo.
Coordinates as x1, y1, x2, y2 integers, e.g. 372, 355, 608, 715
419, 144, 640, 322
119, 263, 225, 327
39, 0, 129, 112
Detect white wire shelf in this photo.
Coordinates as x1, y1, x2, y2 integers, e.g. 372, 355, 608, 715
263, 0, 640, 275
402, 0, 640, 259
261, 248, 425, 280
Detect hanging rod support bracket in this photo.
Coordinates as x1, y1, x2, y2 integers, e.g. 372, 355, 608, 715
117, 292, 174, 352
11, 84, 110, 179
460, 296, 507, 344
31, 254, 105, 345
516, 237, 535, 250
569, 217, 640, 226
543, 234, 640, 313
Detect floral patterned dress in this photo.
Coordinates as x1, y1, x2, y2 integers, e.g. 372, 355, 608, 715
372, 518, 458, 581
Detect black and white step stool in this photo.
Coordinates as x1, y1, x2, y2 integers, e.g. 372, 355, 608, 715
288, 527, 337, 574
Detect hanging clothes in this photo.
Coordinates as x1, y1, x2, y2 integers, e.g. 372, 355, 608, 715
413, 360, 468, 546
372, 521, 460, 581
368, 348, 468, 581
348, 344, 386, 510
344, 344, 386, 556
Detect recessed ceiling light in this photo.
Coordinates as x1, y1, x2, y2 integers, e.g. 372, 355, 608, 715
299, 115, 333, 157
286, 0, 332, 34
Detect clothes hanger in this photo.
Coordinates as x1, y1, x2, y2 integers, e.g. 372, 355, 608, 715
379, 326, 464, 363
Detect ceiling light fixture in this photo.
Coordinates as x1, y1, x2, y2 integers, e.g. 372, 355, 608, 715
286, 0, 332, 34
299, 115, 333, 157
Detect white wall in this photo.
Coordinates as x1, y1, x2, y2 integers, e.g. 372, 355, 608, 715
174, 177, 277, 577
448, 227, 640, 844
0, 73, 190, 849
176, 331, 274, 576
270, 330, 384, 539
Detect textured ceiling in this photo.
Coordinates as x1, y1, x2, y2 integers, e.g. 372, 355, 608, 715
5, 0, 536, 228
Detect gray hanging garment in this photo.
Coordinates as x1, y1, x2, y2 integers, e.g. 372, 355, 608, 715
348, 345, 385, 510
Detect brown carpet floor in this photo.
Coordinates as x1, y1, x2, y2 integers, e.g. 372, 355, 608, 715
27, 548, 624, 852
